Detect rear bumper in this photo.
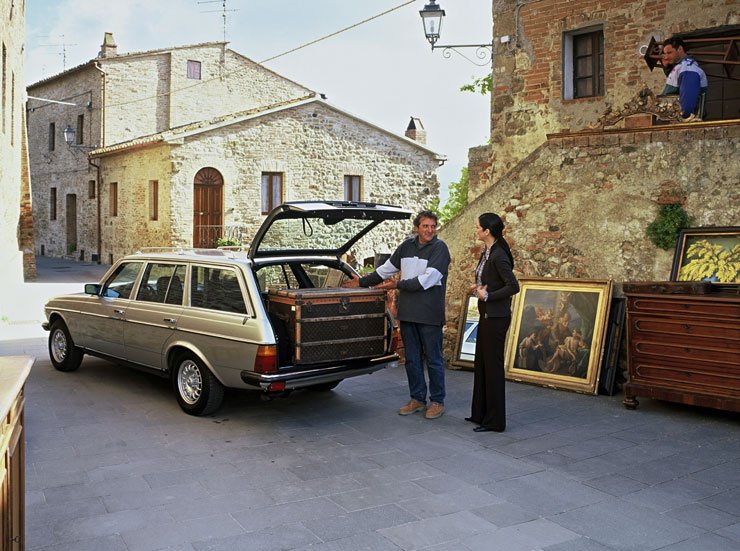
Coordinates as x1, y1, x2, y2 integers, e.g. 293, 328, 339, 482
240, 354, 399, 390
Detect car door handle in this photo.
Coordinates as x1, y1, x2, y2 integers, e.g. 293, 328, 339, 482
163, 318, 177, 324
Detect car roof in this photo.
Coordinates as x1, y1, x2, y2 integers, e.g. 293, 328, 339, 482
248, 201, 412, 260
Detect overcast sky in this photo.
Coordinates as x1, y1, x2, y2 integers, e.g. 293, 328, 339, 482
25, 0, 492, 203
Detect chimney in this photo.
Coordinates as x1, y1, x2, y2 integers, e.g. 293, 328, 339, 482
98, 32, 118, 58
405, 117, 426, 145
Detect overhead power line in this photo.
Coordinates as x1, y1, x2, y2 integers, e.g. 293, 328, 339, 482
104, 0, 416, 109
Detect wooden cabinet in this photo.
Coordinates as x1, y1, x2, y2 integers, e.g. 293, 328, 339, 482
622, 285, 740, 412
0, 356, 32, 551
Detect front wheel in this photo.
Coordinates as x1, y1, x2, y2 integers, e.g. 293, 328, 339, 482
48, 320, 84, 372
172, 353, 224, 416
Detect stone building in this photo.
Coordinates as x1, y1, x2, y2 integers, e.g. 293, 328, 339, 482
27, 35, 442, 265
0, 0, 34, 301
440, 1, 739, 362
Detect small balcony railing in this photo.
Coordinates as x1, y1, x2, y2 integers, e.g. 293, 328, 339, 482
193, 225, 249, 249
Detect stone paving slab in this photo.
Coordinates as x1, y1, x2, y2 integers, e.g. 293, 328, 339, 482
3, 257, 740, 550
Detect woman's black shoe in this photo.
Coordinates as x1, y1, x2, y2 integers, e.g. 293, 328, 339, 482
464, 417, 480, 424
473, 425, 504, 433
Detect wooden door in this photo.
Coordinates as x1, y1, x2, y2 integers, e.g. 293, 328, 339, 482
193, 167, 224, 248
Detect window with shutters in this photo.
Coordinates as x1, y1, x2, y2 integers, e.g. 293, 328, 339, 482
187, 60, 201, 80
344, 175, 361, 202
110, 182, 118, 217
563, 27, 604, 99
261, 172, 283, 214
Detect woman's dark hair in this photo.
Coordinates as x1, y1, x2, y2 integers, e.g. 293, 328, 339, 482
479, 212, 514, 266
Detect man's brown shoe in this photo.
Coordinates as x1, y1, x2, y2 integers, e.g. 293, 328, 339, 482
425, 402, 445, 419
399, 399, 426, 415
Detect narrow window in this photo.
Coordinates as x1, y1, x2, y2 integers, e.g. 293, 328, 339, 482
344, 175, 361, 202
563, 27, 604, 99
187, 60, 201, 80
50, 187, 57, 220
76, 114, 84, 144
261, 172, 283, 214
48, 122, 55, 151
149, 180, 159, 221
88, 180, 96, 199
109, 182, 118, 217
1, 43, 5, 134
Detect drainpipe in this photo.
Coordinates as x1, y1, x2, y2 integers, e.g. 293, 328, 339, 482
92, 62, 106, 264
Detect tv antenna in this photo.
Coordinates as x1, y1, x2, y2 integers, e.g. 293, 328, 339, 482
37, 35, 78, 71
198, 0, 239, 42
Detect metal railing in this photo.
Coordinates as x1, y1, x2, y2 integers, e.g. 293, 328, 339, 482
193, 225, 249, 248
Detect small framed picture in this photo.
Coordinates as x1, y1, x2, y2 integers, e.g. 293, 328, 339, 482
670, 227, 740, 285
505, 278, 613, 395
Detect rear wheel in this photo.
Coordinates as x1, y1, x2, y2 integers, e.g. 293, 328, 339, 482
172, 353, 224, 416
48, 320, 84, 372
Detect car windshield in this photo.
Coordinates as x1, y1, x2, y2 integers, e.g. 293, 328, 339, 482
257, 217, 377, 254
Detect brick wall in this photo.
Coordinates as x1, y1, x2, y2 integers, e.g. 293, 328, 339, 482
487, 0, 737, 192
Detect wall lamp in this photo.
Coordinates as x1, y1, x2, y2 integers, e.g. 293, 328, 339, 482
63, 125, 97, 151
419, 0, 492, 65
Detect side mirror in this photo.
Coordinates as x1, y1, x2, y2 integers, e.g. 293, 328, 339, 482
84, 283, 102, 295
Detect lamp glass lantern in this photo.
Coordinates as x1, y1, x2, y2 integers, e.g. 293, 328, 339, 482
63, 125, 76, 146
420, 1, 445, 48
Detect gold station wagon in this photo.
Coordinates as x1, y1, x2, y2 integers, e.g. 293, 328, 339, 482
43, 201, 409, 415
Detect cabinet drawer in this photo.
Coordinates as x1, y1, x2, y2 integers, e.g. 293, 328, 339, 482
627, 296, 740, 320
629, 358, 740, 397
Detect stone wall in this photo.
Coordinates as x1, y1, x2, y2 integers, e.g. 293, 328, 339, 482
0, 0, 31, 292
95, 101, 440, 263
484, 0, 738, 197
440, 121, 740, 364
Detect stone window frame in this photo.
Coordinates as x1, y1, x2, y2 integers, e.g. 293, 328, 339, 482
149, 180, 159, 221
187, 60, 202, 80
49, 187, 57, 220
261, 172, 283, 215
563, 25, 605, 100
344, 175, 362, 202
48, 122, 55, 151
109, 182, 118, 217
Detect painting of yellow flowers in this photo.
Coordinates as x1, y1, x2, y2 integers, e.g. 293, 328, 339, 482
670, 227, 740, 285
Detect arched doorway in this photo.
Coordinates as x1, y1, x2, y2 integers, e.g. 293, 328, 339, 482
193, 167, 224, 248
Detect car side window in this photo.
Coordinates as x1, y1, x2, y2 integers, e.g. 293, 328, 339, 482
102, 262, 144, 299
136, 263, 186, 304
255, 264, 300, 292
191, 265, 247, 314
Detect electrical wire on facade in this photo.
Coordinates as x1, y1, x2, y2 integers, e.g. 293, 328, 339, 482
104, 0, 416, 109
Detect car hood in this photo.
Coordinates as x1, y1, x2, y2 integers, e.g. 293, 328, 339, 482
248, 201, 412, 260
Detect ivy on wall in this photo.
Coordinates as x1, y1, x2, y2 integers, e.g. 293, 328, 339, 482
646, 203, 694, 250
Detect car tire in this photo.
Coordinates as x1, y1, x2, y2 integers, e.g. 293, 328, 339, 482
48, 320, 84, 372
308, 380, 341, 391
172, 353, 224, 416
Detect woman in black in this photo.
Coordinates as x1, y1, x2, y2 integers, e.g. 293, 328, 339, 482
467, 213, 520, 432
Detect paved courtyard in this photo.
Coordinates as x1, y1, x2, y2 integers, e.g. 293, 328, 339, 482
1, 257, 739, 551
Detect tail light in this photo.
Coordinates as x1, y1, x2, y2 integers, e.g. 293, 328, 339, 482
254, 345, 277, 374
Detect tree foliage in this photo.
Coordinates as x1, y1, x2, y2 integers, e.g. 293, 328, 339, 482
460, 74, 492, 95
429, 167, 469, 226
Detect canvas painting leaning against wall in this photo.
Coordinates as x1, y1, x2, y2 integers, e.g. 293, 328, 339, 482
505, 278, 613, 395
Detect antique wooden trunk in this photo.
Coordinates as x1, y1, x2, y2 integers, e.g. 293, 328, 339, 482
266, 287, 388, 365
622, 282, 740, 412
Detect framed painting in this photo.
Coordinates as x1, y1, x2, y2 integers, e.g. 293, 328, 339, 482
670, 226, 740, 285
505, 278, 613, 395
598, 297, 626, 396
451, 295, 479, 370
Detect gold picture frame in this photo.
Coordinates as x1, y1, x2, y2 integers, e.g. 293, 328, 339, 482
505, 278, 613, 395
451, 294, 479, 370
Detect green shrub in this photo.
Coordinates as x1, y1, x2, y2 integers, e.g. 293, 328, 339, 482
646, 203, 693, 250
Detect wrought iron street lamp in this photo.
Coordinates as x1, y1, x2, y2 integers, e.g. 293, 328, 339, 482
63, 125, 97, 150
419, 0, 492, 65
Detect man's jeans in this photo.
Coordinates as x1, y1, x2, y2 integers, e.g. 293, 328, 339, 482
400, 321, 445, 405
